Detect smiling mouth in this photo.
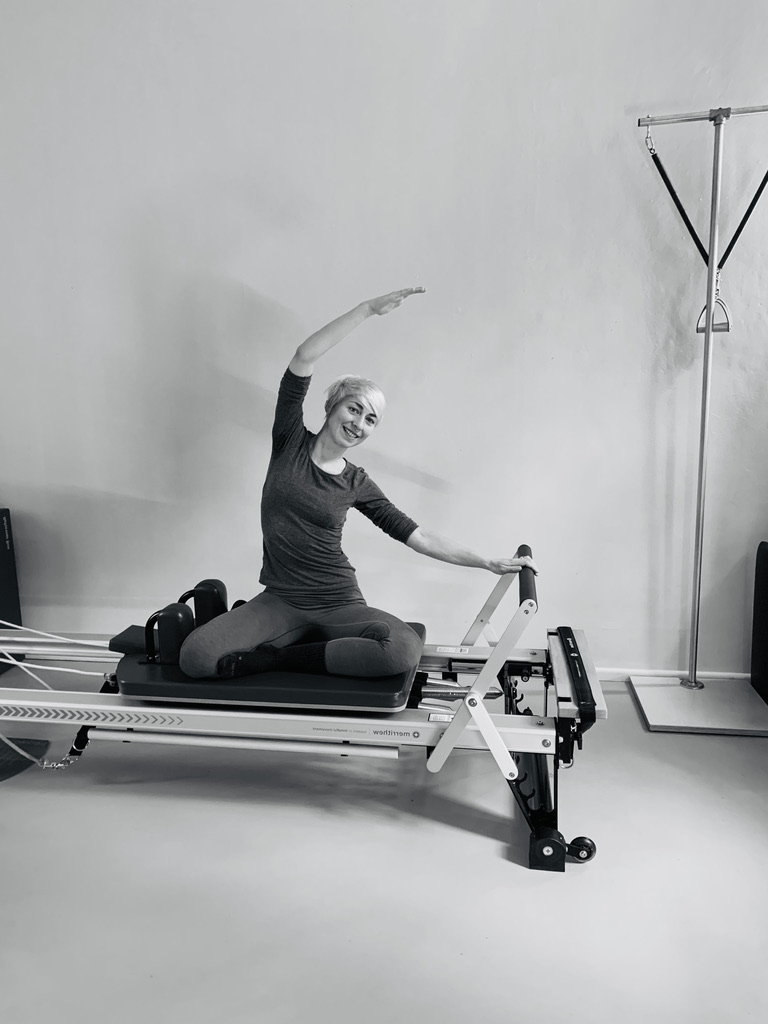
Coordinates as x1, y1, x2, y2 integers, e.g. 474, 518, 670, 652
343, 426, 360, 439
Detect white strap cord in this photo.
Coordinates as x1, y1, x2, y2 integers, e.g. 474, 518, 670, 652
0, 618, 110, 648
0, 657, 104, 679
0, 648, 54, 690
0, 647, 105, 770
0, 733, 44, 766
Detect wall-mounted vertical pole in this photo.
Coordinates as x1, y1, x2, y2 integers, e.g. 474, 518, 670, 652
684, 109, 729, 689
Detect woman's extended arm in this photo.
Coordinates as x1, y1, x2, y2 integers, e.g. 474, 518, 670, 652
288, 288, 425, 377
406, 527, 539, 576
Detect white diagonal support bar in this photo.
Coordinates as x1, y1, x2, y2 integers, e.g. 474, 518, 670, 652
463, 696, 519, 780
425, 596, 537, 773
461, 574, 515, 645
425, 692, 520, 778
470, 598, 537, 699
481, 622, 499, 644
424, 701, 472, 772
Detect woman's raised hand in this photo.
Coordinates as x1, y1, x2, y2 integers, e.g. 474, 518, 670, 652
290, 288, 426, 376
366, 287, 426, 316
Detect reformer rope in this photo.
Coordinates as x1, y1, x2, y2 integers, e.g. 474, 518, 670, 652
0, 648, 54, 689
0, 657, 104, 678
0, 632, 112, 770
0, 733, 46, 766
0, 618, 110, 648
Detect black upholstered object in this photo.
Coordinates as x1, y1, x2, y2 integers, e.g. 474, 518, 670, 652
752, 542, 768, 703
116, 623, 426, 713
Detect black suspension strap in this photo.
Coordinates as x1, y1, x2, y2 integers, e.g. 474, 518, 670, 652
648, 141, 709, 265
646, 125, 768, 271
718, 165, 768, 269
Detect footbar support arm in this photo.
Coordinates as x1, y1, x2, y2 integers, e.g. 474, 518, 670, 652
425, 690, 522, 779
461, 545, 537, 646
461, 575, 514, 646
426, 547, 538, 775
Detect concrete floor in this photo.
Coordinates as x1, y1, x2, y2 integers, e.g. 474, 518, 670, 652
1, 673, 767, 1024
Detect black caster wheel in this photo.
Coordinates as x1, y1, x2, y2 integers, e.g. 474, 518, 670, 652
567, 836, 597, 862
529, 827, 567, 871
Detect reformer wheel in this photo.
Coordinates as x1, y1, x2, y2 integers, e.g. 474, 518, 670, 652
567, 836, 597, 862
529, 827, 567, 871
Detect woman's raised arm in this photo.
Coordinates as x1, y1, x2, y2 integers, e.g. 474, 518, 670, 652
288, 287, 425, 377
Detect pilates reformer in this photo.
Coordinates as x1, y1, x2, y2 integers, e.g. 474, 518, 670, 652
0, 551, 606, 871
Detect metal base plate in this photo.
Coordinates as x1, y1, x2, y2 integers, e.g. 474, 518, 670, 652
628, 676, 768, 736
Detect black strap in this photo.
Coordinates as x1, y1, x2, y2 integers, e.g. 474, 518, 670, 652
650, 150, 768, 271
718, 166, 768, 269
556, 626, 596, 729
651, 152, 709, 265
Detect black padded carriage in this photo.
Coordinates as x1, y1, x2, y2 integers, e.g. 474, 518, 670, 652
116, 623, 426, 713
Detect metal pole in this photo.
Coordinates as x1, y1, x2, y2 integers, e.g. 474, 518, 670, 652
684, 111, 728, 690
638, 104, 768, 127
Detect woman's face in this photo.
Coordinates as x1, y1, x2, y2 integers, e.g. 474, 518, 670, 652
325, 394, 379, 449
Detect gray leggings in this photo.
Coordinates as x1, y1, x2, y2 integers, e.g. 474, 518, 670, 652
178, 591, 424, 679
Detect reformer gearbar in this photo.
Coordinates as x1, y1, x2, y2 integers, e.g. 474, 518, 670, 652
638, 103, 768, 689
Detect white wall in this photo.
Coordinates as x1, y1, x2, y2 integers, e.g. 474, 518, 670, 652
2, 0, 767, 673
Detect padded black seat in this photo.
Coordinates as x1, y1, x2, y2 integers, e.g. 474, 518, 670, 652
116, 623, 426, 713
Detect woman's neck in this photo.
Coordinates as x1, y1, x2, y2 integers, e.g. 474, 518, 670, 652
311, 429, 346, 475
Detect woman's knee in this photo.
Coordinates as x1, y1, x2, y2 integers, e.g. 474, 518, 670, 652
178, 607, 251, 678
377, 623, 424, 675
179, 628, 219, 678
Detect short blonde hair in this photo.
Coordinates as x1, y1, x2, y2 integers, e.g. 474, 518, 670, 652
324, 376, 386, 422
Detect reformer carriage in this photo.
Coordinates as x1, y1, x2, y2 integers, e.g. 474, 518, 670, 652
0, 552, 606, 871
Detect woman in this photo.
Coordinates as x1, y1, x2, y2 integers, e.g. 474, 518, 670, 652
179, 288, 537, 680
